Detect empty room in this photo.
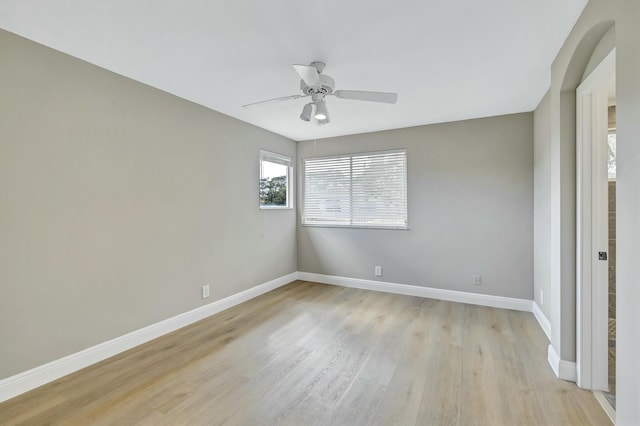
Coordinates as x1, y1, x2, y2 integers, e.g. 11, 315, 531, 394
0, 0, 638, 425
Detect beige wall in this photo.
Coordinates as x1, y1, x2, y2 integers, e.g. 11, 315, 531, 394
0, 30, 297, 379
533, 90, 551, 320
297, 113, 534, 300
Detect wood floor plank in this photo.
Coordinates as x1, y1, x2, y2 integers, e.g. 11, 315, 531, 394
0, 281, 612, 425
415, 343, 463, 426
330, 378, 387, 426
372, 299, 440, 426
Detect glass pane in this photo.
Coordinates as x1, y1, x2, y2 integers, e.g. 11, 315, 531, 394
260, 160, 288, 207
608, 133, 616, 179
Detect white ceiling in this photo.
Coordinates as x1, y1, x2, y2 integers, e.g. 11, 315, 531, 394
0, 0, 587, 141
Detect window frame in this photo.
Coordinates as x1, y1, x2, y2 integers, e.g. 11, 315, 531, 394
301, 149, 408, 229
259, 149, 293, 210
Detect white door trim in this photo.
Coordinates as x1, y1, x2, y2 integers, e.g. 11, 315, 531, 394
575, 48, 615, 391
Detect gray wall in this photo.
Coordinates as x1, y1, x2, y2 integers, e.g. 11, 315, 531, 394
543, 0, 640, 422
533, 91, 552, 320
614, 1, 640, 423
0, 30, 297, 379
581, 26, 615, 83
297, 113, 534, 300
547, 11, 613, 366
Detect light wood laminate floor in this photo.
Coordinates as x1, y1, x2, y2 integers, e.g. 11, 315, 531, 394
0, 281, 611, 425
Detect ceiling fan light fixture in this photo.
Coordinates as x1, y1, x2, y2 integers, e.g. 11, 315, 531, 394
300, 103, 312, 121
317, 116, 330, 126
317, 107, 330, 125
314, 100, 328, 120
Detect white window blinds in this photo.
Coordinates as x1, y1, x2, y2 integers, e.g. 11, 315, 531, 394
303, 150, 407, 228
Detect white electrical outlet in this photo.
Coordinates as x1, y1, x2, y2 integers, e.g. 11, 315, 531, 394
472, 275, 481, 285
540, 290, 544, 305
202, 285, 210, 299
374, 266, 382, 277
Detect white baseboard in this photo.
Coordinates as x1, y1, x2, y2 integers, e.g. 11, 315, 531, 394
594, 391, 616, 425
0, 272, 297, 404
0, 271, 546, 403
548, 344, 577, 382
532, 302, 551, 341
297, 272, 533, 312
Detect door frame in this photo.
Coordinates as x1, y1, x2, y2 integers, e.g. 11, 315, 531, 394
575, 48, 615, 390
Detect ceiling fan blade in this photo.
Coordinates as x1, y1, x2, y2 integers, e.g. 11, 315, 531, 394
334, 90, 398, 104
293, 64, 322, 87
242, 94, 306, 108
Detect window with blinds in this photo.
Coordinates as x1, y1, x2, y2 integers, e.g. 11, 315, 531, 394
302, 150, 407, 228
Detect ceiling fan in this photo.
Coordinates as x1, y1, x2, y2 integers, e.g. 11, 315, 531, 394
242, 61, 398, 125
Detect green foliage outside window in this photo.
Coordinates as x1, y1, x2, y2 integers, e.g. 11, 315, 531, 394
260, 175, 287, 206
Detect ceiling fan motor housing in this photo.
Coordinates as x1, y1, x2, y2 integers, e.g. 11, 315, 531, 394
300, 74, 335, 97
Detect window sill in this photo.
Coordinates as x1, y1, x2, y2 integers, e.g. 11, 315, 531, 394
260, 206, 294, 210
300, 223, 408, 230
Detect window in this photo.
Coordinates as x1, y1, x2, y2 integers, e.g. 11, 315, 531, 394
608, 131, 616, 179
260, 150, 292, 209
302, 150, 407, 228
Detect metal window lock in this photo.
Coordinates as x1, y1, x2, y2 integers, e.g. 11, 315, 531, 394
598, 252, 608, 261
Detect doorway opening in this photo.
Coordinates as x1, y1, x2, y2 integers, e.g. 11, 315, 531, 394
604, 104, 616, 409
576, 48, 615, 400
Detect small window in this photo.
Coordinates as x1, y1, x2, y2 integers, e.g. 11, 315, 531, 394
608, 131, 616, 179
260, 150, 292, 209
302, 149, 407, 228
